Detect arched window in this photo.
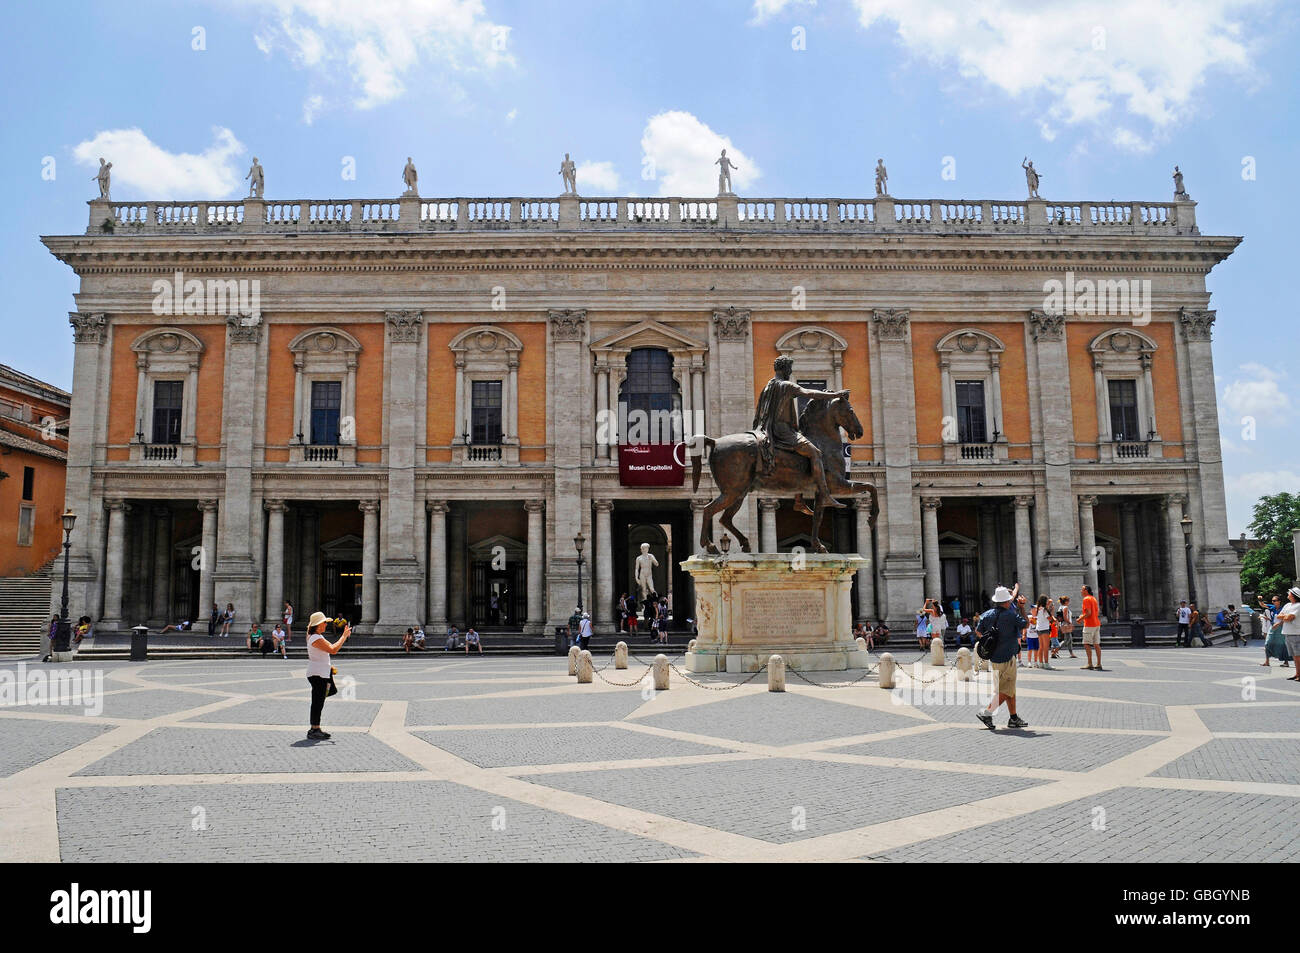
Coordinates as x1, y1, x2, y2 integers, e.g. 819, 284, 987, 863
621, 348, 681, 443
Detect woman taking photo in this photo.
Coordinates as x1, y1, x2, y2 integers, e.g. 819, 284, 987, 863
305, 611, 351, 740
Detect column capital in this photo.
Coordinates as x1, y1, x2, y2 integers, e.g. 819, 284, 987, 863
854, 496, 875, 517
592, 499, 615, 513
264, 499, 288, 513
548, 309, 587, 341
712, 306, 751, 341
1028, 310, 1066, 342
1077, 494, 1100, 508
757, 498, 781, 512
1165, 493, 1188, 509
871, 308, 910, 340
1178, 307, 1216, 342
225, 313, 263, 343
1012, 495, 1034, 509
69, 311, 108, 344
690, 497, 711, 512
425, 499, 450, 515
358, 500, 381, 515
385, 310, 424, 343
197, 499, 219, 514
105, 498, 128, 513
920, 496, 943, 510
524, 499, 546, 514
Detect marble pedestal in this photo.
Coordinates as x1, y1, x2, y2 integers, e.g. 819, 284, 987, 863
681, 554, 870, 673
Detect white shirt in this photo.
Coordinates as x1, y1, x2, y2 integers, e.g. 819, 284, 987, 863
931, 612, 948, 632
1281, 600, 1300, 635
1035, 610, 1052, 632
306, 631, 332, 677
956, 624, 972, 637
1177, 606, 1191, 624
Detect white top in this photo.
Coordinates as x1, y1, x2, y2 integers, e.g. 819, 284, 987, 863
1177, 606, 1191, 624
306, 631, 332, 677
1281, 600, 1300, 635
1035, 610, 1052, 632
931, 612, 948, 632
956, 623, 972, 636
1059, 607, 1073, 625
413, 628, 425, 642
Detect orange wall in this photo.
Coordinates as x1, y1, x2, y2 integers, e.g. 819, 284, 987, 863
0, 449, 66, 575
751, 318, 873, 446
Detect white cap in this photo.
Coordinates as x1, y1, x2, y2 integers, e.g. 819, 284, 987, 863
992, 586, 1014, 604
1289, 586, 1300, 600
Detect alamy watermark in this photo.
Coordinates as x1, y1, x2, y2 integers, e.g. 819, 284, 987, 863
1042, 270, 1151, 325
0, 663, 103, 716
152, 270, 261, 317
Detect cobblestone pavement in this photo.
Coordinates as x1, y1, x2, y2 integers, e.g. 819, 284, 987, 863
0, 647, 1296, 862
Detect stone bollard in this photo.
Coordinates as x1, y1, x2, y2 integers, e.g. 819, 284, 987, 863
972, 650, 988, 673
567, 645, 580, 676
930, 637, 945, 666
614, 641, 628, 669
955, 646, 973, 681
878, 652, 896, 689
768, 654, 786, 692
687, 639, 697, 654
576, 650, 594, 684
652, 653, 670, 691
856, 636, 868, 653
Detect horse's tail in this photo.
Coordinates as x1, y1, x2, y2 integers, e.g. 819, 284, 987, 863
690, 436, 716, 493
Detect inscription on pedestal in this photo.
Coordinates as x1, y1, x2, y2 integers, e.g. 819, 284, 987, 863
737, 589, 825, 642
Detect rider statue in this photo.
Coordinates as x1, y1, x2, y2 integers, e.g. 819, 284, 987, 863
752, 356, 848, 515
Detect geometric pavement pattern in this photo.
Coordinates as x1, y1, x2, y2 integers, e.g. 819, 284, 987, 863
0, 646, 1296, 862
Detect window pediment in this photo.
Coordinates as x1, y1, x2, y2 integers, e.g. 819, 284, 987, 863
288, 327, 363, 357
775, 325, 848, 355
589, 320, 707, 355
449, 326, 524, 355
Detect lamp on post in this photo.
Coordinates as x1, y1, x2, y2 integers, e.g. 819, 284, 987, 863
573, 533, 586, 613
1180, 515, 1196, 607
51, 509, 76, 658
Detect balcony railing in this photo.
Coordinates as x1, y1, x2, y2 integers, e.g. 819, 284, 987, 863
304, 445, 340, 462
1115, 441, 1151, 459
88, 193, 1197, 237
466, 444, 503, 462
959, 443, 995, 460
142, 443, 178, 460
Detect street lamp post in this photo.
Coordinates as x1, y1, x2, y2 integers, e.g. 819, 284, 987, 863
1181, 515, 1196, 607
574, 533, 586, 614
50, 509, 77, 659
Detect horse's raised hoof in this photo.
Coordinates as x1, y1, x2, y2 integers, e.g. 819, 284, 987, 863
740, 542, 752, 553
793, 499, 814, 516
705, 543, 720, 555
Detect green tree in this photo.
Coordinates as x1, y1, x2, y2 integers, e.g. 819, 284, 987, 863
1241, 492, 1300, 600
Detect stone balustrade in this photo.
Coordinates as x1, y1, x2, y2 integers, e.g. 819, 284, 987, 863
85, 192, 1197, 236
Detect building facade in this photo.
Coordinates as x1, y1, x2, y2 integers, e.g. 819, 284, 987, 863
43, 187, 1240, 634
0, 364, 69, 576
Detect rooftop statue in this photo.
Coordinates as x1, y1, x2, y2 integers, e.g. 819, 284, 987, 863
1022, 157, 1041, 199
1173, 165, 1189, 200
246, 157, 265, 198
715, 149, 738, 195
93, 158, 112, 200
402, 157, 418, 196
874, 158, 888, 197
559, 153, 577, 195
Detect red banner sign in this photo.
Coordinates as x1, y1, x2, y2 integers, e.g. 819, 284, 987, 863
618, 442, 685, 486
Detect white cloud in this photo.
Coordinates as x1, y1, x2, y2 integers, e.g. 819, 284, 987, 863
1221, 362, 1294, 424
505, 107, 517, 123
244, 0, 514, 113
73, 127, 246, 198
751, 0, 815, 24
1224, 469, 1300, 535
640, 111, 760, 197
302, 94, 326, 124
1110, 127, 1153, 154
849, 0, 1262, 138
575, 161, 621, 194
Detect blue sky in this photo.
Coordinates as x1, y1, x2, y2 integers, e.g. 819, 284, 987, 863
1, 0, 1296, 535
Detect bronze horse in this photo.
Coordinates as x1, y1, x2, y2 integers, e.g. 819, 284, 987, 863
690, 395, 876, 554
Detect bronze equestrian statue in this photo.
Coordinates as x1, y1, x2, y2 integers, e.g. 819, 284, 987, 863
691, 356, 876, 554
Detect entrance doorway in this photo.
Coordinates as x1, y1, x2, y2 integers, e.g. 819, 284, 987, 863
612, 501, 691, 629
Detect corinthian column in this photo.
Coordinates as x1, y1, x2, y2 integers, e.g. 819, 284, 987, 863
151, 506, 172, 622
921, 497, 942, 600
594, 500, 614, 625
198, 500, 218, 620
854, 497, 876, 620
1165, 494, 1189, 604
525, 500, 545, 633
1078, 495, 1100, 596
426, 501, 448, 632
264, 500, 287, 625
102, 500, 128, 628
759, 498, 780, 553
359, 501, 380, 625
1013, 496, 1034, 594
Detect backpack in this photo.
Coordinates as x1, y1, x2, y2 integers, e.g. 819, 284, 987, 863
974, 608, 1000, 660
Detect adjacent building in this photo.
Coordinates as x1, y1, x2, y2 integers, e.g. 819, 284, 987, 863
0, 364, 69, 576
42, 184, 1240, 634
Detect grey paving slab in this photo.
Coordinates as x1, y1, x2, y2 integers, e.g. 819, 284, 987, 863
351, 680, 559, 700
405, 691, 650, 726
638, 692, 924, 746
182, 699, 382, 727
832, 726, 1166, 772
4, 688, 215, 720
54, 780, 696, 862
869, 787, 1300, 862
73, 727, 423, 776
1196, 704, 1300, 733
1153, 738, 1300, 786
0, 719, 114, 777
918, 698, 1170, 731
1036, 679, 1254, 706
527, 757, 1044, 844
413, 725, 737, 768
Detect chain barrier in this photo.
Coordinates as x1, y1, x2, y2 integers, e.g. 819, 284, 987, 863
593, 663, 652, 687
783, 662, 879, 688
668, 659, 772, 690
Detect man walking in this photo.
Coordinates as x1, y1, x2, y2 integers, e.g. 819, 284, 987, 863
1176, 600, 1191, 647
1080, 584, 1103, 670
976, 585, 1030, 730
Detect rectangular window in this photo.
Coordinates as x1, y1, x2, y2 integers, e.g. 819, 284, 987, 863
17, 505, 34, 547
796, 378, 828, 416
955, 380, 987, 443
310, 380, 342, 445
1108, 379, 1140, 440
471, 380, 503, 444
21, 466, 34, 501
151, 380, 183, 444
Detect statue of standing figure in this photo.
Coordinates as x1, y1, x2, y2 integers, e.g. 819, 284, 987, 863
1173, 165, 1189, 199
874, 158, 888, 196
634, 543, 660, 601
1022, 157, 1041, 199
402, 157, 419, 196
246, 157, 264, 198
559, 153, 577, 195
715, 149, 738, 195
93, 158, 112, 200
